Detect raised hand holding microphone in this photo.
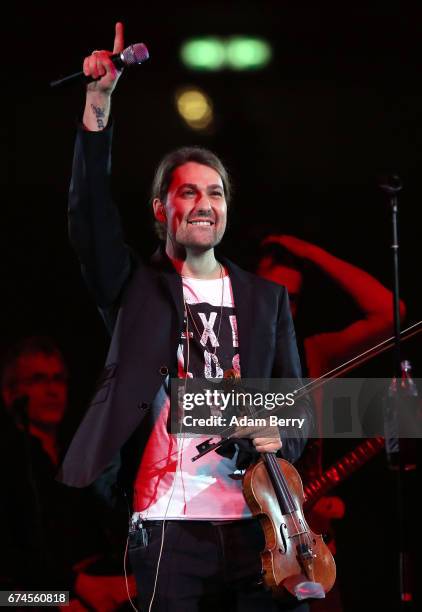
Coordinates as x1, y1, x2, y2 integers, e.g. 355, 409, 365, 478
83, 22, 125, 131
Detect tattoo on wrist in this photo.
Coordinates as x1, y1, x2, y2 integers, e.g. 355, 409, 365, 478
90, 104, 106, 130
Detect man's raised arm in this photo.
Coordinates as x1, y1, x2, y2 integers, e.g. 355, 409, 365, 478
69, 23, 134, 331
82, 22, 124, 131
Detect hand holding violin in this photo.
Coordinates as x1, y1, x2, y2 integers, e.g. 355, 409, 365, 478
231, 420, 282, 453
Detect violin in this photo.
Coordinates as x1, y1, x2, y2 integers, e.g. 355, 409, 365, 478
192, 320, 422, 598
243, 452, 336, 599
219, 369, 335, 598
239, 320, 422, 598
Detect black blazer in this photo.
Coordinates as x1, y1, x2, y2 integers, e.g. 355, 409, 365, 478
57, 126, 312, 493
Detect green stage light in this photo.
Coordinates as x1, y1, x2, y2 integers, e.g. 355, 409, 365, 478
226, 37, 272, 70
180, 38, 226, 71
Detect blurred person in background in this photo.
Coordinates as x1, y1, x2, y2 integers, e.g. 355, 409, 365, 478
0, 335, 77, 590
0, 335, 136, 610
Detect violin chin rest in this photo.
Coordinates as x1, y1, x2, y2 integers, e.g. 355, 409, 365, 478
283, 575, 325, 601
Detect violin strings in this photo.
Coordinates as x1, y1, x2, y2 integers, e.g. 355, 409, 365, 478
265, 454, 296, 513
265, 453, 315, 579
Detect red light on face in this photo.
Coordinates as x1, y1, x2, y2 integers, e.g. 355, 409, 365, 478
6, 353, 68, 427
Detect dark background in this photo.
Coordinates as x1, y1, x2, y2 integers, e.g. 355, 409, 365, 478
7, 2, 422, 610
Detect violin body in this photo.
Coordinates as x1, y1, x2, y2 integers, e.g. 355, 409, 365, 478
243, 456, 336, 598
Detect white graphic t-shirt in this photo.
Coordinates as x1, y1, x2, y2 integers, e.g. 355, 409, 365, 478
132, 272, 252, 520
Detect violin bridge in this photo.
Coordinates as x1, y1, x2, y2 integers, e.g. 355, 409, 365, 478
288, 530, 308, 539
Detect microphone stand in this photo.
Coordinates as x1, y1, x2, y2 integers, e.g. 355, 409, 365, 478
379, 175, 414, 610
379, 175, 403, 380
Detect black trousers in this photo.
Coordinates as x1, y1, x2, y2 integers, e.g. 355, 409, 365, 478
128, 518, 310, 612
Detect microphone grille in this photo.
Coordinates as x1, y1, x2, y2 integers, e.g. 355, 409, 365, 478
122, 43, 150, 66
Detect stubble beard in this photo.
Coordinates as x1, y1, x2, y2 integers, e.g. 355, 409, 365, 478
175, 223, 226, 253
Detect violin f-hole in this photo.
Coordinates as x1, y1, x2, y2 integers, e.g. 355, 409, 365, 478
279, 522, 287, 552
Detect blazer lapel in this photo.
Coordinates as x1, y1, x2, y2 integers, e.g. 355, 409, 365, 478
150, 247, 185, 328
221, 257, 254, 377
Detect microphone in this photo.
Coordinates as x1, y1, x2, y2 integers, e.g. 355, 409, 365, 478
50, 42, 150, 88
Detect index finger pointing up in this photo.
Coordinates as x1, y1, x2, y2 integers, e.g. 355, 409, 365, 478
113, 22, 124, 54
